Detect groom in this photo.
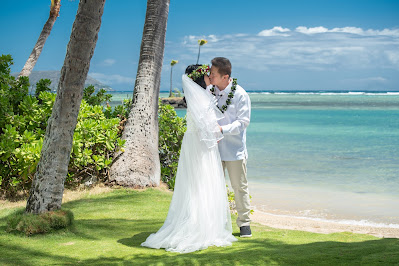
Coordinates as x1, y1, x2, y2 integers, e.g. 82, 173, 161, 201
204, 57, 252, 237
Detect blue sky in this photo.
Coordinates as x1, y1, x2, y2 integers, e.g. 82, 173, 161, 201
1, 0, 399, 91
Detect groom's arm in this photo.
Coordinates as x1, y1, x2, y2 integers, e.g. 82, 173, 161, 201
221, 93, 251, 135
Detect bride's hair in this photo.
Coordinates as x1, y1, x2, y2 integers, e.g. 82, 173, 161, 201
185, 64, 207, 89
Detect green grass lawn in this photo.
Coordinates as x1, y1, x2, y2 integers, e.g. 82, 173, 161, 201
0, 188, 398, 265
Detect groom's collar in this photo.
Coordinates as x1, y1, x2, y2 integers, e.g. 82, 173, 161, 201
216, 79, 233, 95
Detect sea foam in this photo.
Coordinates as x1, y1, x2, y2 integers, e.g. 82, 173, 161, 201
256, 210, 399, 229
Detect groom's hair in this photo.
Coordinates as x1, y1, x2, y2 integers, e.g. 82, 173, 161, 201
211, 57, 231, 77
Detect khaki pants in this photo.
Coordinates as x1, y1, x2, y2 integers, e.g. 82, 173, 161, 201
222, 159, 251, 227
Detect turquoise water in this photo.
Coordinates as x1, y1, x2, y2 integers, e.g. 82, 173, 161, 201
110, 91, 399, 226
249, 95, 399, 195
246, 93, 399, 226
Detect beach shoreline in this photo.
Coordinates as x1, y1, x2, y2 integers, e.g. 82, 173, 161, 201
2, 184, 399, 238
246, 180, 399, 238
251, 210, 399, 238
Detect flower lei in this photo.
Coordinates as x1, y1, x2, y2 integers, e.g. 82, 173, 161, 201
210, 78, 237, 113
187, 64, 210, 80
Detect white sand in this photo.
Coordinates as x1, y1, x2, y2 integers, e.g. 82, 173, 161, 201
245, 181, 399, 238
251, 210, 399, 238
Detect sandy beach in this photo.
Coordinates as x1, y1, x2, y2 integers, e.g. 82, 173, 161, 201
251, 210, 399, 238
2, 184, 399, 239
243, 179, 399, 239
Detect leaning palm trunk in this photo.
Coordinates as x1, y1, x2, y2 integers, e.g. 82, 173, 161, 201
26, 0, 106, 214
19, 0, 61, 78
109, 0, 170, 187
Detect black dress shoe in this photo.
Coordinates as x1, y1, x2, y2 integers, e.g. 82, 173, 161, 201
240, 226, 252, 237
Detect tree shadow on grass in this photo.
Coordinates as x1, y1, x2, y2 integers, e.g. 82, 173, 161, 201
0, 242, 79, 266
118, 231, 154, 250
60, 188, 170, 209
113, 226, 399, 265
1, 190, 399, 265
2, 233, 397, 265
72, 218, 164, 241
0, 189, 167, 239
112, 237, 399, 265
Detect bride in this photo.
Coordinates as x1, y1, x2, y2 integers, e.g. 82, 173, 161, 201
141, 66, 237, 253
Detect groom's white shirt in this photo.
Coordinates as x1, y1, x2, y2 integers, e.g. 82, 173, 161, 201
206, 81, 251, 161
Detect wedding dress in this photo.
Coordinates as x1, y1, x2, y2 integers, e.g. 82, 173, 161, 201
141, 75, 237, 253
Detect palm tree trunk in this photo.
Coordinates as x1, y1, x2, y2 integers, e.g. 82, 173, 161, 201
109, 0, 170, 187
26, 0, 106, 214
169, 65, 173, 97
196, 45, 201, 64
19, 0, 61, 78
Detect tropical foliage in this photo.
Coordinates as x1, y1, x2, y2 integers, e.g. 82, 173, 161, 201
1, 54, 189, 197
158, 100, 186, 189
0, 55, 125, 197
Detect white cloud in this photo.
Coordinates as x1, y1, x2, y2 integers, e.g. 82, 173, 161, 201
207, 34, 219, 42
101, 58, 116, 66
330, 27, 364, 35
177, 26, 399, 72
296, 26, 399, 37
296, 26, 328, 34
343, 76, 389, 85
258, 26, 291, 37
163, 26, 399, 90
367, 77, 388, 83
89, 72, 135, 84
385, 50, 399, 66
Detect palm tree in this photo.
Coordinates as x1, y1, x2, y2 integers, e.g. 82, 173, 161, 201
196, 39, 207, 64
169, 59, 178, 97
109, 0, 170, 187
19, 0, 61, 78
25, 0, 106, 214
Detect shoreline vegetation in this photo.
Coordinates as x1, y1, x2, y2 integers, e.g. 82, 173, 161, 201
1, 185, 398, 239
1, 186, 398, 264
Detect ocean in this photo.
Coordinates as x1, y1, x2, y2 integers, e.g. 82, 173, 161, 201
109, 91, 399, 228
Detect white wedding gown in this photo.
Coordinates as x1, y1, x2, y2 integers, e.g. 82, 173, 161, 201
141, 75, 237, 253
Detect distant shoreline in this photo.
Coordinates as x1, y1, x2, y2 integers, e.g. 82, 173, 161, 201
110, 90, 399, 95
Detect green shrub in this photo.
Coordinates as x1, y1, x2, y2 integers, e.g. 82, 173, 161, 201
83, 85, 112, 106
170, 88, 182, 97
68, 100, 125, 186
104, 98, 132, 121
0, 54, 30, 133
6, 209, 74, 236
0, 91, 54, 196
158, 100, 186, 190
82, 84, 132, 120
34, 78, 51, 98
0, 55, 126, 197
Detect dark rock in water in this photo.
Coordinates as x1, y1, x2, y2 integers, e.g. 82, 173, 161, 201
161, 97, 187, 108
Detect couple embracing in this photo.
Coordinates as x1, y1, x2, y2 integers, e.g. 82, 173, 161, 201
142, 57, 252, 253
